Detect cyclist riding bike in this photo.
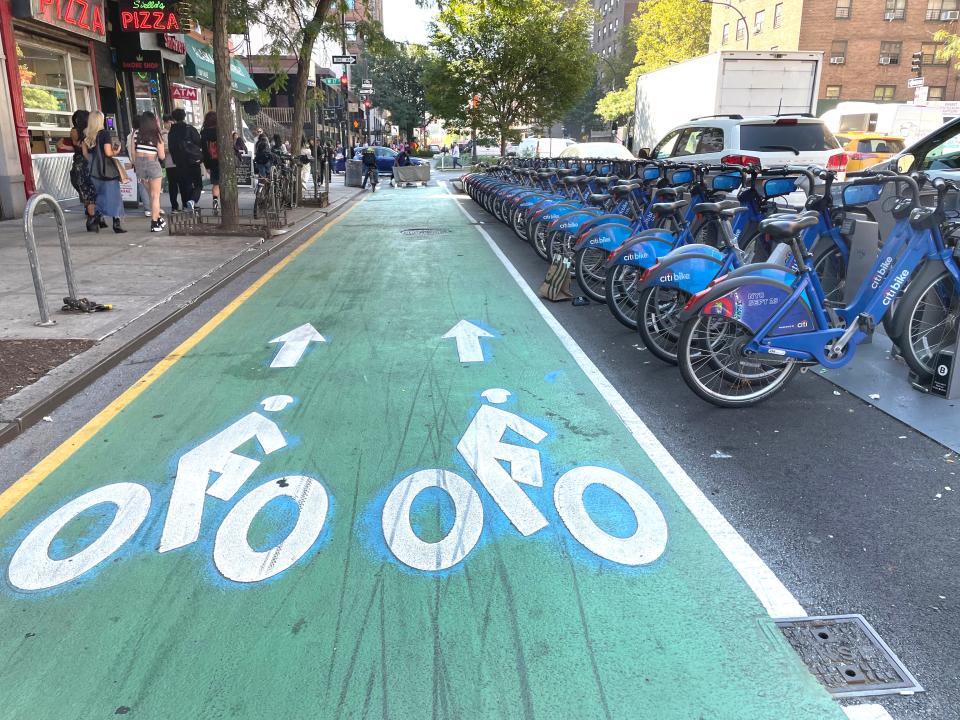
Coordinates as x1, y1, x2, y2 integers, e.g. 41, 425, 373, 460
360, 146, 379, 191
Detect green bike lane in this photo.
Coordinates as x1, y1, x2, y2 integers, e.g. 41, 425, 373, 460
0, 187, 846, 719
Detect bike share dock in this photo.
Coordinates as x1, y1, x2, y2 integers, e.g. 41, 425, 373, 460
0, 187, 847, 718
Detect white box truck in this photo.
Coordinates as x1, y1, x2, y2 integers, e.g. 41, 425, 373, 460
630, 50, 824, 153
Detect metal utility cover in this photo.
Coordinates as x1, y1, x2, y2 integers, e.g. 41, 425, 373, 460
775, 614, 924, 698
400, 228, 450, 236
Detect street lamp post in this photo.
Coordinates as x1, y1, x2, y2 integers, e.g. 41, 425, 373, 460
699, 0, 749, 51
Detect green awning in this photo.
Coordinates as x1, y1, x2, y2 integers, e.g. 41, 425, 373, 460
184, 36, 258, 94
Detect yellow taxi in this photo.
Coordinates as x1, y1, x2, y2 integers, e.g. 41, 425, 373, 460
835, 132, 906, 172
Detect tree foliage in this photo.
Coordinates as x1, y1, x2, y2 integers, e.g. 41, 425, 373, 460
596, 0, 709, 122
363, 30, 428, 140
425, 0, 594, 153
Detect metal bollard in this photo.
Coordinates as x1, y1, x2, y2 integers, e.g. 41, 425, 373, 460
22, 193, 79, 327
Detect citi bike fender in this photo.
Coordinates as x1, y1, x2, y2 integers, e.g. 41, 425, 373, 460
533, 203, 579, 226
604, 237, 674, 271
639, 247, 726, 295
679, 275, 817, 342
577, 213, 633, 236
576, 225, 671, 253
548, 209, 602, 237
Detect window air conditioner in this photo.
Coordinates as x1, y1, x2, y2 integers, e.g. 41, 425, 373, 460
943, 10, 959, 20
830, 56, 846, 64
879, 56, 892, 64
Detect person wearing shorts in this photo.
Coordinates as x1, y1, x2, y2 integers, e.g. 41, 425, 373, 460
200, 111, 221, 214
132, 112, 167, 232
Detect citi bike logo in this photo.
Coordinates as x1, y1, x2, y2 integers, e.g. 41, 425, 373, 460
871, 256, 895, 290
882, 269, 910, 306
658, 271, 691, 283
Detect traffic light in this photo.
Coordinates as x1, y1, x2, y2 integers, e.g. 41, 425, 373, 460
911, 50, 923, 75
363, 98, 371, 110
340, 73, 348, 90
353, 119, 359, 129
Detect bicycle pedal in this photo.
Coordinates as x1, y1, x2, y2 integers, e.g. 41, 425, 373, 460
856, 313, 876, 335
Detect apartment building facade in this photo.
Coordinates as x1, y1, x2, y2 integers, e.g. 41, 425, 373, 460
707, 0, 960, 108
593, 0, 639, 61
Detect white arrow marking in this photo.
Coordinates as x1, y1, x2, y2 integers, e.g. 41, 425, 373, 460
442, 320, 494, 363
269, 323, 326, 368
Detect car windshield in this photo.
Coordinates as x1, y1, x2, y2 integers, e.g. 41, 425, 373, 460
923, 129, 960, 170
739, 122, 839, 152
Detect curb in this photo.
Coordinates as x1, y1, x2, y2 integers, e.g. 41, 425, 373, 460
0, 189, 364, 448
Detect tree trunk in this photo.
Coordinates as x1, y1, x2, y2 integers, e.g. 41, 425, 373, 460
211, 0, 238, 231
289, 0, 333, 193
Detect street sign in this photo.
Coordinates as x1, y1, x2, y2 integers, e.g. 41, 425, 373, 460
322, 77, 340, 86
332, 54, 357, 65
907, 76, 925, 88
915, 86, 929, 106
362, 79, 372, 87
358, 88, 374, 95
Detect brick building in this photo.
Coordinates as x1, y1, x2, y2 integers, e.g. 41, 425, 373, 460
707, 0, 960, 108
593, 0, 640, 62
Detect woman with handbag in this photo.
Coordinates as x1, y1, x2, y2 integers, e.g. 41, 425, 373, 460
57, 110, 103, 232
82, 110, 126, 234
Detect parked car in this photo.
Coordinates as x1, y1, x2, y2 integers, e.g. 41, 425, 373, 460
872, 116, 960, 179
649, 115, 847, 174
558, 142, 635, 160
835, 132, 905, 173
352, 146, 427, 174
505, 142, 520, 156
428, 144, 442, 154
517, 137, 575, 158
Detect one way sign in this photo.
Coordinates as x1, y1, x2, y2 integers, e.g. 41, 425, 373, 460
333, 55, 357, 65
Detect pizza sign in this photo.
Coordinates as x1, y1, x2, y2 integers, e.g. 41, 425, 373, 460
117, 0, 186, 31
12, 0, 106, 40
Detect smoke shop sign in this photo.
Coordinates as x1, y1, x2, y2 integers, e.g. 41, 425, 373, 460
117, 0, 185, 31
12, 0, 106, 41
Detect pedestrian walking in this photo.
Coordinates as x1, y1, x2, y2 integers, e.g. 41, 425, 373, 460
59, 110, 101, 232
82, 110, 125, 233
167, 108, 203, 211
126, 116, 151, 215
254, 132, 272, 178
161, 114, 179, 211
132, 111, 167, 232
200, 111, 220, 214
451, 142, 462, 168
232, 131, 245, 162
360, 145, 378, 190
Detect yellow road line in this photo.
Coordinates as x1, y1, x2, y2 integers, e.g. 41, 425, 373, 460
0, 198, 364, 519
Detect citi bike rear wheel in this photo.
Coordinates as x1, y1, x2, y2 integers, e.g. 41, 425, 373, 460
605, 265, 641, 330
678, 315, 799, 407
894, 270, 960, 384
636, 285, 690, 364
574, 247, 608, 302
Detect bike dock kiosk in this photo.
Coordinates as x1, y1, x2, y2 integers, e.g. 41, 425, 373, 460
22, 193, 80, 327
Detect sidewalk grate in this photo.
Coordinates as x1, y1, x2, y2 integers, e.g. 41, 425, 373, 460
400, 228, 451, 236
776, 614, 923, 697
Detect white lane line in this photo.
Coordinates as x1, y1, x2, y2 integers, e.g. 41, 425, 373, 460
843, 704, 895, 720
441, 181, 805, 619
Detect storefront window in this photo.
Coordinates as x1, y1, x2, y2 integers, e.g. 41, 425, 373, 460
17, 41, 96, 139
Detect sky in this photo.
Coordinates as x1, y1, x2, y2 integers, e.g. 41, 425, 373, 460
382, 0, 438, 45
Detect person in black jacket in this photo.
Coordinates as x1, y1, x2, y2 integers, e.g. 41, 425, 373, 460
200, 111, 220, 214
166, 108, 203, 210
360, 145, 378, 190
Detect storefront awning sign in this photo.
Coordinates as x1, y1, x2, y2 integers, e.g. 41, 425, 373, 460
185, 36, 258, 94
12, 0, 106, 41
171, 83, 198, 101
119, 50, 162, 72
117, 0, 185, 32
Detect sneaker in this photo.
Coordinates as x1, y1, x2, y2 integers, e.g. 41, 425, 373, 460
185, 200, 195, 211
158, 216, 167, 229
144, 209, 152, 217
150, 219, 163, 232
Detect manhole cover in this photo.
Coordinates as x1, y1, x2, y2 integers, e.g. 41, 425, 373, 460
400, 228, 450, 236
776, 614, 923, 697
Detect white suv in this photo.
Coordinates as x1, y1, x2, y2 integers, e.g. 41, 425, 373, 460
649, 115, 847, 175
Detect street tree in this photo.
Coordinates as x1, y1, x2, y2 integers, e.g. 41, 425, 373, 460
211, 0, 239, 229
596, 0, 709, 124
364, 30, 428, 141
425, 0, 594, 155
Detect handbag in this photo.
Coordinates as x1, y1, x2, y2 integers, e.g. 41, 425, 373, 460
91, 142, 120, 181
112, 157, 129, 184
537, 254, 573, 302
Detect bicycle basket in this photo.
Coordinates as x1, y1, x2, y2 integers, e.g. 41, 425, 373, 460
842, 182, 884, 207
760, 177, 799, 199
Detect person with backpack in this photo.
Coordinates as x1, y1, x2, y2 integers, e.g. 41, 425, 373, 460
254, 132, 272, 178
167, 108, 203, 211
200, 111, 220, 214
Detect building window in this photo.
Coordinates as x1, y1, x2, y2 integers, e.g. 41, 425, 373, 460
735, 19, 746, 41
836, 0, 852, 18
17, 42, 95, 139
884, 0, 907, 19
754, 9, 765, 32
928, 85, 946, 100
874, 85, 896, 101
880, 41, 902, 64
927, 0, 959, 20
722, 23, 730, 45
921, 42, 949, 65
774, 3, 784, 27
830, 39, 848, 62
826, 85, 842, 98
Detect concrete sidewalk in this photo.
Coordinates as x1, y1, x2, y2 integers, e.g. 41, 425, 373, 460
2, 180, 360, 341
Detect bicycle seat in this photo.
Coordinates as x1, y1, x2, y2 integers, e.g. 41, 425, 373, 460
561, 176, 580, 185
759, 214, 819, 240
651, 187, 678, 202
594, 176, 620, 187
720, 206, 748, 218
575, 176, 593, 186
651, 200, 689, 215
555, 169, 576, 177
537, 170, 554, 179
692, 199, 740, 215
586, 193, 611, 206
610, 183, 639, 197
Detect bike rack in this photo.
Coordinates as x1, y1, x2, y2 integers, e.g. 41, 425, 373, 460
22, 193, 80, 327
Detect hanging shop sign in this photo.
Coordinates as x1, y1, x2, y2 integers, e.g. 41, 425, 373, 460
170, 83, 199, 101
117, 0, 187, 32
162, 33, 186, 54
11, 0, 106, 41
119, 50, 162, 72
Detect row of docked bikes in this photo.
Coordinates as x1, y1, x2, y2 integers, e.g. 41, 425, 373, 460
462, 158, 960, 407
